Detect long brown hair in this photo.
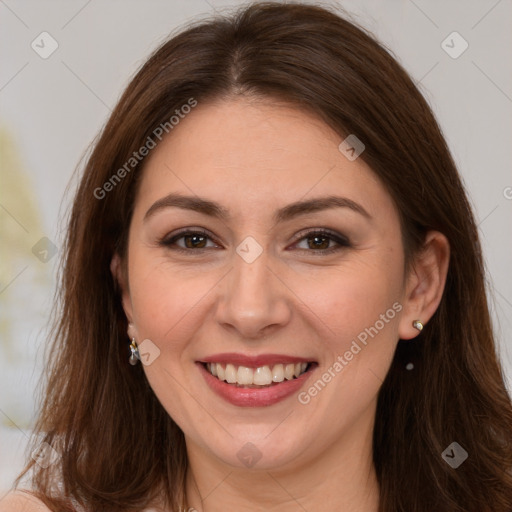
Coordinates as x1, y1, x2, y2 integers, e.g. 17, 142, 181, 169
15, 2, 512, 510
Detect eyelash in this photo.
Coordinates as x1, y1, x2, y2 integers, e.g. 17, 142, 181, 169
158, 228, 350, 256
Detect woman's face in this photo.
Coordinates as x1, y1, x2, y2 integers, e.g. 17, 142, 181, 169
119, 97, 414, 470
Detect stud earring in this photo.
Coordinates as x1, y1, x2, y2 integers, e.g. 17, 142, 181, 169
129, 338, 140, 365
412, 320, 424, 331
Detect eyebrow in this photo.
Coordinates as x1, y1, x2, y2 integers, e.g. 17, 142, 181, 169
143, 192, 371, 224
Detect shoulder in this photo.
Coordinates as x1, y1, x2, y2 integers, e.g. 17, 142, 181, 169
0, 491, 51, 512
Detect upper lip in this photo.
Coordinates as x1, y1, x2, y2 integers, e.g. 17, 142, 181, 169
198, 352, 316, 367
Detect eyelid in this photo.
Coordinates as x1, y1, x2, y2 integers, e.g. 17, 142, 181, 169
292, 227, 349, 245
160, 227, 219, 248
159, 227, 350, 254
289, 228, 350, 254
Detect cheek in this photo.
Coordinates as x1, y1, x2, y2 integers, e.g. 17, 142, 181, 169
296, 258, 403, 347
128, 251, 218, 351
127, 228, 404, 360
294, 267, 402, 418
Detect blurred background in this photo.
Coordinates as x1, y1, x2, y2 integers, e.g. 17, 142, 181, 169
1, 0, 511, 495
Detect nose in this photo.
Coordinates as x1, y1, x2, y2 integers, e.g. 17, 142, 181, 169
214, 249, 292, 341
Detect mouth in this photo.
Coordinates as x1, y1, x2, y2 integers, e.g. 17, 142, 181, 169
201, 361, 315, 388
196, 353, 319, 407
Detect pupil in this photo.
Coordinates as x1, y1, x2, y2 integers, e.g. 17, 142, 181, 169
309, 236, 328, 250
186, 235, 206, 248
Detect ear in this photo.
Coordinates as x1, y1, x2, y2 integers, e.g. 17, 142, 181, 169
398, 230, 450, 340
110, 252, 135, 329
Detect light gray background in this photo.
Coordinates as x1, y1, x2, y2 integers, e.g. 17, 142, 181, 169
1, 0, 511, 494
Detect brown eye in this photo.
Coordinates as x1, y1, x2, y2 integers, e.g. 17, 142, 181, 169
182, 233, 208, 249
293, 229, 350, 255
160, 229, 220, 253
306, 234, 331, 250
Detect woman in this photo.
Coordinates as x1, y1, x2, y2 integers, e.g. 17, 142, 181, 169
2, 2, 511, 511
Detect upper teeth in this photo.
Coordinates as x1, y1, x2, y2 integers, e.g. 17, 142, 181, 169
206, 362, 308, 386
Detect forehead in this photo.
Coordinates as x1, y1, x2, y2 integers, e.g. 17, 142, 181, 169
133, 97, 395, 223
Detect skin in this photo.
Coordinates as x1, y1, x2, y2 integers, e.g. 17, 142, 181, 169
110, 96, 450, 512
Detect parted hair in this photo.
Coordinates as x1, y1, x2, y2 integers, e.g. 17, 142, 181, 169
15, 2, 512, 511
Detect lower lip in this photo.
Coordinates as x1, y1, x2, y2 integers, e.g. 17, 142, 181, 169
196, 362, 316, 407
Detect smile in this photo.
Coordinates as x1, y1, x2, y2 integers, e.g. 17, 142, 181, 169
204, 362, 310, 388
197, 353, 318, 406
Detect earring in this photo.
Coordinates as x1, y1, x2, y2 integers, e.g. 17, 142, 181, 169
129, 338, 140, 365
412, 320, 424, 331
